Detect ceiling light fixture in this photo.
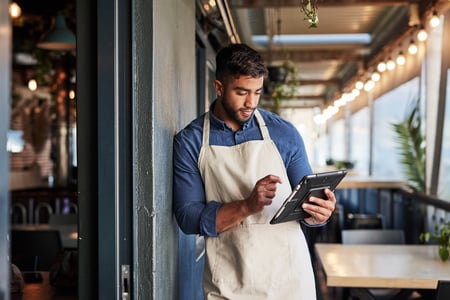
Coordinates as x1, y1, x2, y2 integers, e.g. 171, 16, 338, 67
396, 51, 406, 65
417, 25, 428, 42
37, 13, 76, 51
355, 80, 364, 90
429, 11, 440, 28
9, 2, 21, 19
408, 39, 418, 55
28, 79, 37, 92
377, 61, 386, 73
386, 57, 396, 70
371, 72, 381, 82
364, 80, 375, 92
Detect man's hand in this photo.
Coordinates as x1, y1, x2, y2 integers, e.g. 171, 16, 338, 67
302, 188, 336, 225
244, 174, 282, 214
216, 174, 282, 233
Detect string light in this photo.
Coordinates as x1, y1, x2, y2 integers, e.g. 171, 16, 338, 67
364, 80, 375, 91
386, 57, 396, 70
377, 61, 386, 73
28, 79, 37, 92
9, 2, 22, 19
417, 25, 428, 41
408, 39, 418, 55
429, 11, 440, 28
371, 71, 381, 82
316, 12, 433, 125
355, 80, 364, 90
396, 51, 406, 65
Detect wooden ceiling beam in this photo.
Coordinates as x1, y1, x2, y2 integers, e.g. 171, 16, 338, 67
295, 79, 341, 87
260, 49, 364, 63
228, 0, 418, 9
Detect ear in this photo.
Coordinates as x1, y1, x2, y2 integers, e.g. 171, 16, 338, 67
213, 80, 223, 97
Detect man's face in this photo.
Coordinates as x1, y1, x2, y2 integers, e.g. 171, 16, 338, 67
215, 75, 264, 128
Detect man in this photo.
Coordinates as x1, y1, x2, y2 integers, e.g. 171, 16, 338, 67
173, 43, 336, 299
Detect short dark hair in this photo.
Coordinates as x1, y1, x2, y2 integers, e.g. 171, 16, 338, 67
215, 43, 268, 83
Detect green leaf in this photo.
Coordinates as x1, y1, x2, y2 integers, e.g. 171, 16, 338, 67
438, 246, 449, 262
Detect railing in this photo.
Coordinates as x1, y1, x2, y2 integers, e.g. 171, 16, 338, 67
315, 186, 450, 245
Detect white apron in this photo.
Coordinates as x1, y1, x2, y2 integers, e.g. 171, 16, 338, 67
198, 110, 316, 300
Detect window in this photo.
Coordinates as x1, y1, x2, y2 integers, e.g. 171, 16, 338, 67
350, 107, 370, 176
372, 77, 420, 178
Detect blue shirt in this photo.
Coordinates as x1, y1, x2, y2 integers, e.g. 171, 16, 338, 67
173, 104, 313, 237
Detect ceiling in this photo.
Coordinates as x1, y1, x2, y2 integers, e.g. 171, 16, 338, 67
198, 0, 441, 109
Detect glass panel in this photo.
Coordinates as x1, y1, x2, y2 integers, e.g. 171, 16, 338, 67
329, 119, 346, 162
350, 107, 370, 176
372, 77, 420, 178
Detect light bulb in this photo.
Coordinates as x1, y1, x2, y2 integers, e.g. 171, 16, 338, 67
377, 61, 386, 73
408, 40, 418, 55
386, 58, 396, 70
355, 81, 364, 90
9, 2, 21, 19
351, 88, 360, 97
371, 72, 381, 82
28, 79, 37, 92
429, 11, 440, 28
417, 27, 428, 41
396, 52, 406, 65
364, 80, 375, 91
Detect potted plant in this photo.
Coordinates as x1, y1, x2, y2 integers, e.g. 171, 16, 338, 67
419, 221, 450, 262
391, 97, 426, 193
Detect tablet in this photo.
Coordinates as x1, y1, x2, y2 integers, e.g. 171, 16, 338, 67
270, 169, 348, 225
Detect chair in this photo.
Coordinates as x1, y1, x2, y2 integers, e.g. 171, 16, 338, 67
341, 229, 411, 300
341, 229, 405, 245
436, 280, 450, 300
11, 229, 63, 272
346, 213, 384, 229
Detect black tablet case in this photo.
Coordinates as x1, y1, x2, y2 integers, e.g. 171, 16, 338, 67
270, 169, 348, 224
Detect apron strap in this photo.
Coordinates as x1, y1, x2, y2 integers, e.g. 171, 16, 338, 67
202, 109, 271, 146
254, 109, 271, 140
202, 112, 211, 146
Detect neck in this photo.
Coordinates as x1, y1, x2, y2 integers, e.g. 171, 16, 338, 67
212, 99, 241, 131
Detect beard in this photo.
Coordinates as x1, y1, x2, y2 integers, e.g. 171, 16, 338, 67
220, 94, 255, 125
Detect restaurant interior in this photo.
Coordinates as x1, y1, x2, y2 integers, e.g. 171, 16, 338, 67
2, 0, 450, 299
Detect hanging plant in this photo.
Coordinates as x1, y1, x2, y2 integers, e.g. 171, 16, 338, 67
267, 60, 300, 115
300, 0, 319, 28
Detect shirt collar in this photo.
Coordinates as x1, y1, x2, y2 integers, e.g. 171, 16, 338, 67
209, 100, 256, 131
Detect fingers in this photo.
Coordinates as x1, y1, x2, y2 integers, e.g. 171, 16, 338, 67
258, 174, 282, 186
244, 175, 281, 214
302, 189, 336, 224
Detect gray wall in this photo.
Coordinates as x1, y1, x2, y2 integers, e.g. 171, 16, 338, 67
0, 0, 11, 298
133, 0, 197, 299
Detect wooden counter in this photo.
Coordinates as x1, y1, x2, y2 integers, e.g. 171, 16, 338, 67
337, 176, 406, 189
315, 243, 450, 289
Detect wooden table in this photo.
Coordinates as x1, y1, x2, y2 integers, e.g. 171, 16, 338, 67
315, 243, 450, 289
338, 176, 406, 189
12, 224, 78, 249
